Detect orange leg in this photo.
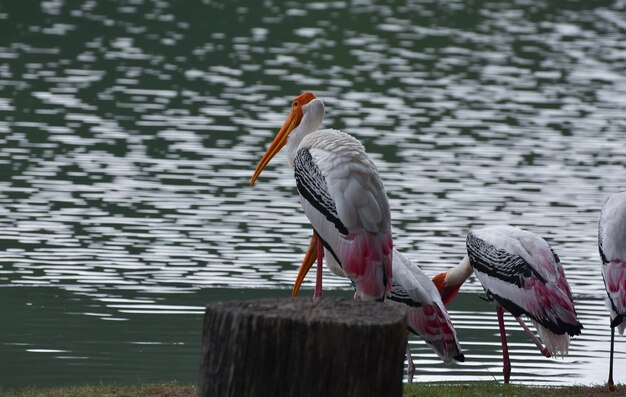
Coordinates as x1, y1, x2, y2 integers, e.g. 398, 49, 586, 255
292, 232, 318, 298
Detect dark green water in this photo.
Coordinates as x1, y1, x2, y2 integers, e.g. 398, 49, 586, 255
1, 0, 625, 388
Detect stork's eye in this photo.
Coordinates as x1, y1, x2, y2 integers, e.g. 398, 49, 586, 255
293, 101, 299, 108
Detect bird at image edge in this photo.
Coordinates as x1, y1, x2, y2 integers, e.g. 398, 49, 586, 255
250, 92, 393, 301
598, 192, 626, 388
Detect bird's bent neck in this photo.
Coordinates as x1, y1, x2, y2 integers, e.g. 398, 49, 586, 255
286, 99, 325, 167
286, 126, 311, 167
447, 255, 473, 286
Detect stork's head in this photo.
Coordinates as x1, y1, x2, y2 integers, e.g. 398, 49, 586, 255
432, 272, 462, 305
432, 256, 473, 305
250, 91, 323, 186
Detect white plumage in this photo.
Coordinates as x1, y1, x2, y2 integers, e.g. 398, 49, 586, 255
299, 129, 390, 235
599, 191, 626, 335
598, 192, 626, 387
467, 225, 582, 355
387, 250, 464, 365
471, 226, 559, 283
433, 225, 582, 383
294, 129, 392, 299
251, 92, 393, 301
292, 242, 464, 382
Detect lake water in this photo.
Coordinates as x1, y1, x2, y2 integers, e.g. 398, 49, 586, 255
1, 0, 625, 389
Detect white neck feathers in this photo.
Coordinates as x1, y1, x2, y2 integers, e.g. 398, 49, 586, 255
446, 255, 473, 286
286, 99, 325, 167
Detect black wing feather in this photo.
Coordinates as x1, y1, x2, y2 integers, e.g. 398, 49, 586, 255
294, 148, 348, 235
388, 281, 422, 308
466, 232, 547, 288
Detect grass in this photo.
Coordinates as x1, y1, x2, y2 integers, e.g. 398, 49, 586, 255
2, 382, 624, 397
0, 383, 196, 397
403, 382, 626, 397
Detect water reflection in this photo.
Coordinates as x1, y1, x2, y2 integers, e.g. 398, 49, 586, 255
1, 288, 623, 388
1, 0, 625, 388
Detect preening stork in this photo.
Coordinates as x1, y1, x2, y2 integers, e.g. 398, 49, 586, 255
599, 192, 626, 387
293, 239, 465, 382
250, 92, 393, 301
432, 225, 582, 383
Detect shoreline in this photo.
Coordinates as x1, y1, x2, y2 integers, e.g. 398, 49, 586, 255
2, 382, 624, 397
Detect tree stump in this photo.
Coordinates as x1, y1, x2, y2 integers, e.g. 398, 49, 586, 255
198, 297, 407, 397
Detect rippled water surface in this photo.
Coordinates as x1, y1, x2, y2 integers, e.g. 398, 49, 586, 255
1, 0, 626, 388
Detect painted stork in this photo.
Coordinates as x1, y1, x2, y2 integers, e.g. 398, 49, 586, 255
432, 225, 583, 383
292, 238, 465, 382
599, 192, 626, 387
250, 92, 393, 301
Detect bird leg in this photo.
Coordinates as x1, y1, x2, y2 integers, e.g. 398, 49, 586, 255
608, 324, 615, 390
496, 305, 511, 384
515, 317, 551, 358
313, 232, 323, 298
406, 344, 415, 384
292, 232, 318, 298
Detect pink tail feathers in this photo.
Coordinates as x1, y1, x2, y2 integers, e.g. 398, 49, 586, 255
341, 232, 393, 301
604, 261, 626, 334
406, 303, 464, 363
527, 277, 582, 337
604, 261, 626, 311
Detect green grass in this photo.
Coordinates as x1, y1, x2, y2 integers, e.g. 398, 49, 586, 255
403, 382, 625, 397
2, 382, 625, 397
0, 383, 196, 397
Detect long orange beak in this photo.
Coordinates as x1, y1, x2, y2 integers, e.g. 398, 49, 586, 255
291, 233, 318, 297
250, 110, 299, 187
250, 91, 316, 186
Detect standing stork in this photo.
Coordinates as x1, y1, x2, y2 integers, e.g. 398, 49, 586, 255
292, 239, 465, 382
432, 225, 583, 383
250, 92, 393, 301
599, 192, 626, 388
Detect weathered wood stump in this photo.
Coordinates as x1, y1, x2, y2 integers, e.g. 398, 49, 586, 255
198, 297, 407, 397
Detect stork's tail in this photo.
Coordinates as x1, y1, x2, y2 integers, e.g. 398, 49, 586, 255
603, 260, 626, 336
617, 319, 626, 336
533, 322, 571, 357
609, 313, 626, 336
407, 302, 464, 363
527, 275, 583, 339
341, 232, 393, 301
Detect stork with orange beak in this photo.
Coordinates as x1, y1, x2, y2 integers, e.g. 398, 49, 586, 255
250, 92, 393, 301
